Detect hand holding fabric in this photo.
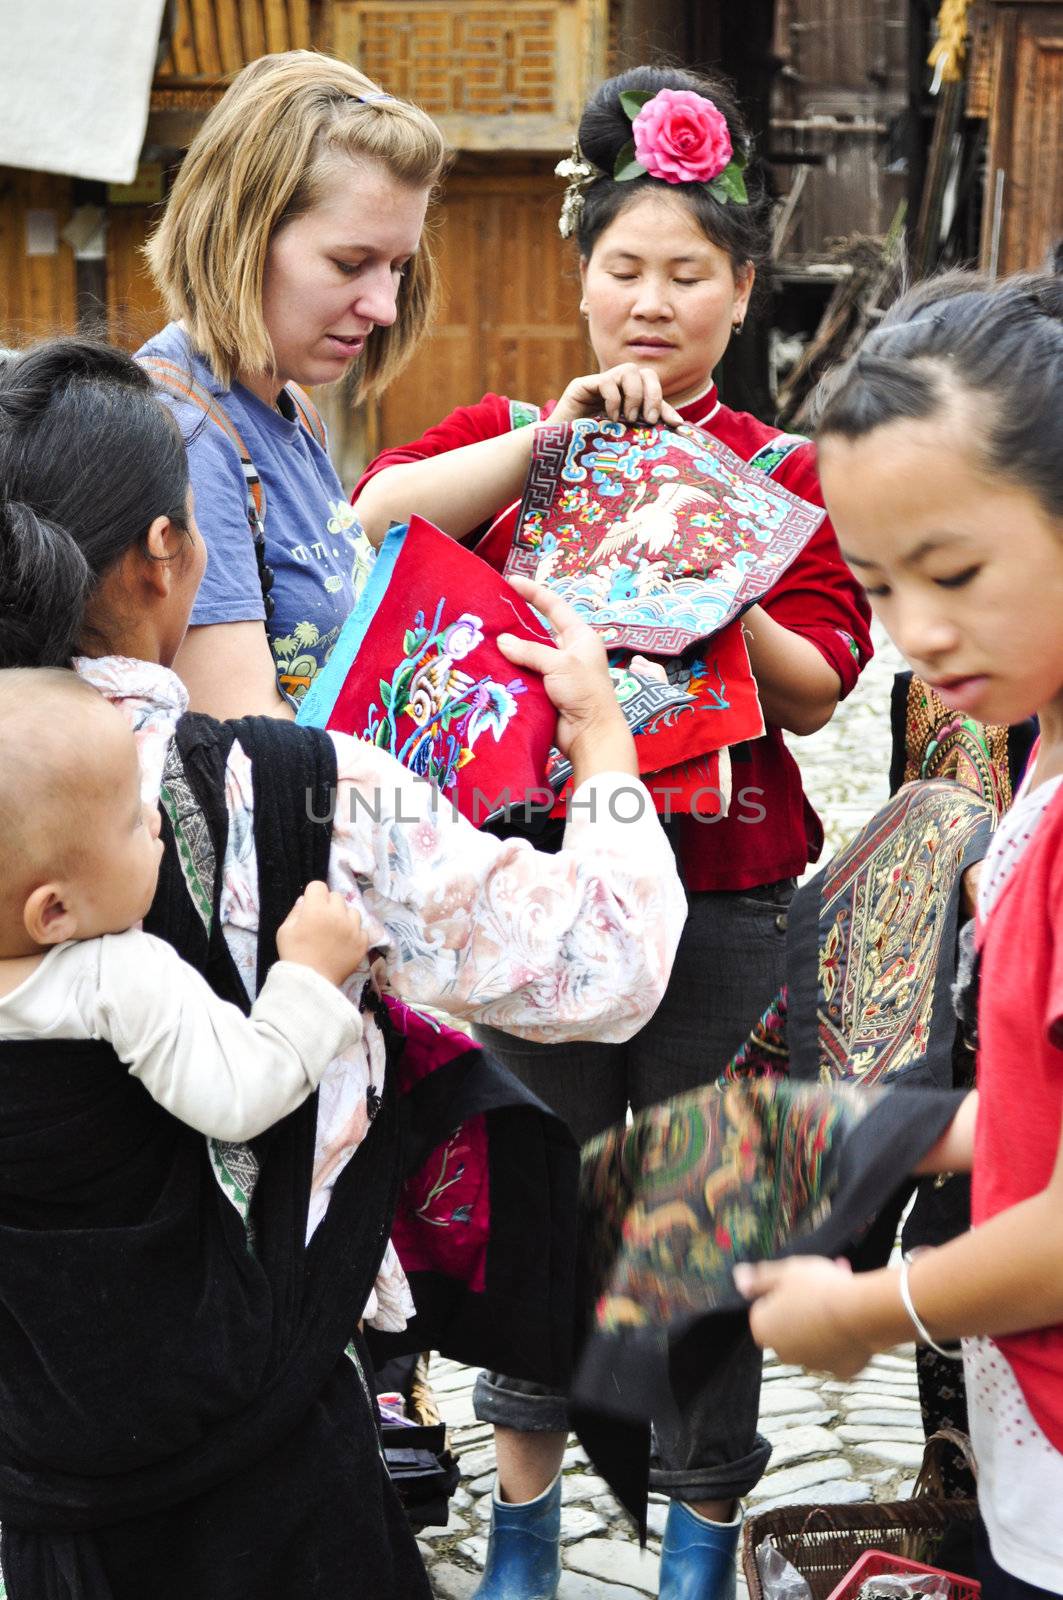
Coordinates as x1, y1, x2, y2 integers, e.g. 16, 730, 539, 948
551, 361, 683, 428
734, 1256, 872, 1379
276, 879, 369, 987
498, 575, 637, 779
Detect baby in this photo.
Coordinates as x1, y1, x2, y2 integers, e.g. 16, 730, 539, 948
0, 668, 368, 1140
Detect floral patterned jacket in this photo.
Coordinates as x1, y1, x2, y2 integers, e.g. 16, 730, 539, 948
77, 655, 687, 1328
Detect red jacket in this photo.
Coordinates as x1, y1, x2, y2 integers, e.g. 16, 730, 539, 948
355, 387, 872, 892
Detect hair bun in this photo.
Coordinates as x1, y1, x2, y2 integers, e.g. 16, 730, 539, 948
0, 499, 91, 668
578, 65, 747, 175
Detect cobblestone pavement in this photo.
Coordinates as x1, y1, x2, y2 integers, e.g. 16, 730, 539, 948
419, 623, 915, 1598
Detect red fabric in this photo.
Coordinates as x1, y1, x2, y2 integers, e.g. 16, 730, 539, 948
647, 751, 729, 815
357, 388, 873, 890
547, 750, 726, 818
326, 514, 557, 826
543, 621, 762, 809
631, 624, 763, 773
973, 785, 1063, 1454
387, 1001, 490, 1293
354, 393, 536, 571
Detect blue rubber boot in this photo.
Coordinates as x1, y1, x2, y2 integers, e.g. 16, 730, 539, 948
471, 1472, 562, 1600
657, 1499, 742, 1600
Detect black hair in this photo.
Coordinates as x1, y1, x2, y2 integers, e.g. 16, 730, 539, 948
0, 339, 191, 666
814, 270, 1063, 519
574, 64, 772, 283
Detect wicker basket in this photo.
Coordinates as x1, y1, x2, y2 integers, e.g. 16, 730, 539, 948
741, 1431, 978, 1600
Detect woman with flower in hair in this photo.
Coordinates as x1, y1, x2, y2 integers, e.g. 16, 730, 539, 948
355, 64, 873, 1600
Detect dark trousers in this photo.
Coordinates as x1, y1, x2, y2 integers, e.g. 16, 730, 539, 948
472, 882, 793, 1502
978, 1522, 1063, 1599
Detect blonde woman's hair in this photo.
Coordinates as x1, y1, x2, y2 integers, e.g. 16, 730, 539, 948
144, 51, 447, 397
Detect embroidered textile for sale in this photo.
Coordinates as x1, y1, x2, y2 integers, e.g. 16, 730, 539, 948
569, 780, 992, 1532
889, 669, 1036, 820
297, 515, 557, 825
570, 1075, 965, 1531
299, 510, 762, 823
625, 625, 763, 767
712, 781, 992, 1092
786, 779, 994, 1089
587, 780, 994, 1344
544, 620, 762, 812
547, 746, 731, 818
578, 780, 993, 1333
579, 1078, 964, 1340
505, 418, 823, 654
718, 988, 791, 1083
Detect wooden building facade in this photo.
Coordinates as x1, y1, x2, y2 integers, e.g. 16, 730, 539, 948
1, 0, 1061, 471
979, 0, 1063, 274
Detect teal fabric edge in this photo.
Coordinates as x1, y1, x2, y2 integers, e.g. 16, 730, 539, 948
747, 431, 809, 479
296, 520, 408, 728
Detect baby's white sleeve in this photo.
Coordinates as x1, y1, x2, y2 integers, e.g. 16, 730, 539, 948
92, 931, 363, 1139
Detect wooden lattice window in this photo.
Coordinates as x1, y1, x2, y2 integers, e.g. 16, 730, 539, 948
332, 0, 608, 149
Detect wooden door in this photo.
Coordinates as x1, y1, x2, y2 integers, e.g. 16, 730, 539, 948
374, 161, 592, 450
982, 2, 1063, 272
0, 169, 78, 346
771, 0, 908, 261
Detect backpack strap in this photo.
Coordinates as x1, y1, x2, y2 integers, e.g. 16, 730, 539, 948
139, 354, 326, 705
747, 431, 809, 479
138, 356, 267, 542
286, 381, 327, 449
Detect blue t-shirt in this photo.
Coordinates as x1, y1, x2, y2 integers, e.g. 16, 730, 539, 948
137, 323, 363, 703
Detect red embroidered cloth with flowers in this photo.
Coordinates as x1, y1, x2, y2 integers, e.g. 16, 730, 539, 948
300, 513, 763, 822
296, 514, 557, 826
354, 392, 873, 885
545, 621, 764, 817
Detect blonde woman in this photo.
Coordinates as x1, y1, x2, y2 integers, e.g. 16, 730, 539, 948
138, 51, 445, 719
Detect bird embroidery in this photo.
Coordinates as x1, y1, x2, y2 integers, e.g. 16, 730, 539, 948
587, 481, 714, 564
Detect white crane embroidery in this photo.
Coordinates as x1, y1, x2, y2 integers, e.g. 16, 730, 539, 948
587, 481, 714, 564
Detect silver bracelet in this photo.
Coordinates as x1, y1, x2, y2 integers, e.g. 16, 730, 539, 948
898, 1258, 964, 1361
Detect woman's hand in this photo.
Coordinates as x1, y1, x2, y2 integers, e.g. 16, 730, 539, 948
734, 1256, 874, 1379
497, 576, 637, 783
551, 363, 683, 429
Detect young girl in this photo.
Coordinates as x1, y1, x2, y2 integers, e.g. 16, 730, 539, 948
736, 270, 1063, 1599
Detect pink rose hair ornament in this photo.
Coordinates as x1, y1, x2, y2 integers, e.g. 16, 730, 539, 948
555, 86, 748, 239
618, 87, 748, 202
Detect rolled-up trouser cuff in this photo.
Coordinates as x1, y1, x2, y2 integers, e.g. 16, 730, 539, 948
649, 1432, 772, 1503
473, 1371, 571, 1434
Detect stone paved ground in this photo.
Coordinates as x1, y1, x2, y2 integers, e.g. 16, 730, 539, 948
419, 623, 913, 1598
